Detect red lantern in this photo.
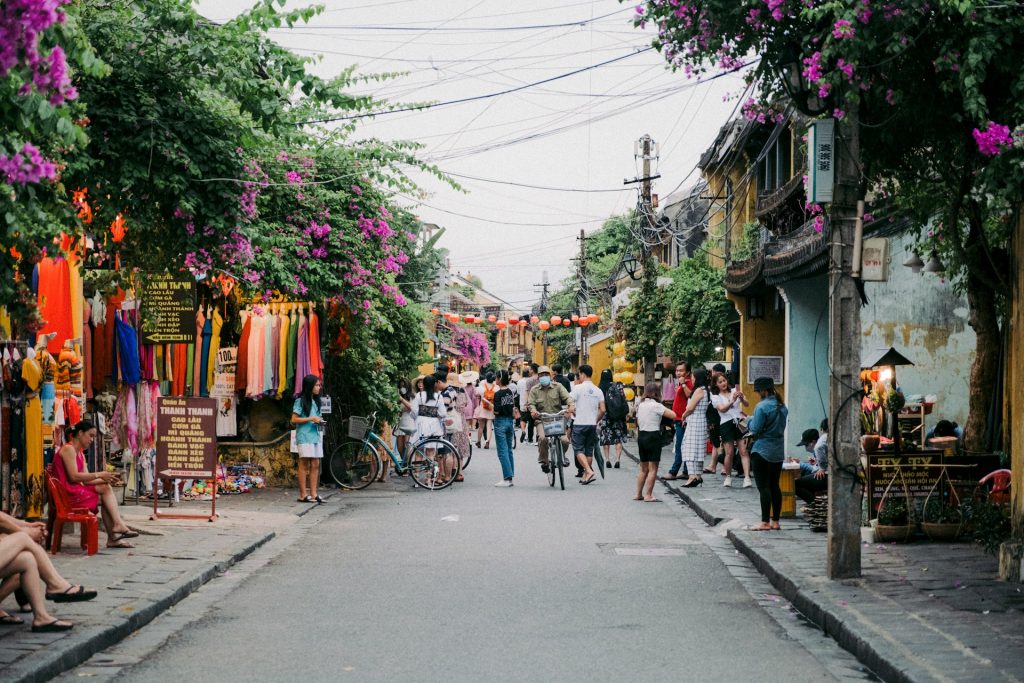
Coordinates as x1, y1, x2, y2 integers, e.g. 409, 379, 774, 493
496, 320, 507, 330
109, 213, 127, 243
509, 316, 519, 324
571, 314, 579, 322
488, 315, 497, 323
562, 319, 571, 327
539, 321, 550, 330
530, 315, 539, 324
550, 315, 562, 325
431, 307, 440, 315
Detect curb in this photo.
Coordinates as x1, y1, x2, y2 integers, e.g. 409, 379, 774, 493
7, 531, 275, 683
727, 530, 912, 683
664, 480, 725, 527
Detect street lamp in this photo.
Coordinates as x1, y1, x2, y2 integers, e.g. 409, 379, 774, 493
923, 252, 946, 275
903, 252, 925, 274
622, 252, 641, 280
777, 45, 829, 117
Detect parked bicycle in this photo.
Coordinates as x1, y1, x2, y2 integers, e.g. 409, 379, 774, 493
327, 413, 462, 491
538, 410, 569, 491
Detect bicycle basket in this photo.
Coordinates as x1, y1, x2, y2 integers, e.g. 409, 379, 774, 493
347, 416, 369, 440
542, 420, 566, 437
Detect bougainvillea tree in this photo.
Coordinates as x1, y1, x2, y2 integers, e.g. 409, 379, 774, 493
633, 0, 1024, 450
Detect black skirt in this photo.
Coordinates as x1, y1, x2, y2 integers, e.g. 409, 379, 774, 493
637, 430, 663, 462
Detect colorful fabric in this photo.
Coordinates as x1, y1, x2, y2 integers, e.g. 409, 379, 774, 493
191, 308, 206, 396
246, 313, 265, 398
198, 316, 212, 397
285, 309, 298, 397
293, 313, 310, 397
206, 309, 222, 394
114, 313, 141, 385
235, 310, 251, 393
36, 257, 74, 354
276, 312, 290, 399
262, 312, 275, 395
307, 310, 323, 379
22, 357, 44, 518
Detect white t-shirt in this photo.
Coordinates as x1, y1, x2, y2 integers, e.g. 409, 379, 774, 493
637, 399, 665, 431
569, 380, 604, 426
711, 391, 743, 423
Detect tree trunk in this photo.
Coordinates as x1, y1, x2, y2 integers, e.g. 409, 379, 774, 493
964, 271, 1001, 453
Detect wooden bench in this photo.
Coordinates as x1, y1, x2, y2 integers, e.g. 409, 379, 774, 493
44, 469, 99, 556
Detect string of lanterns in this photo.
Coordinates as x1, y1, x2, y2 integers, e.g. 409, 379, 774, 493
430, 308, 602, 331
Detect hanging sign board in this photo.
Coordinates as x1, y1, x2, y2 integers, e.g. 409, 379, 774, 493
861, 238, 889, 281
747, 355, 783, 384
808, 118, 835, 204
140, 274, 196, 344
156, 397, 217, 477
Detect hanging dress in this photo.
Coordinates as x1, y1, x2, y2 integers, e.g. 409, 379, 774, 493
286, 309, 298, 396
307, 309, 323, 379
36, 257, 74, 355
198, 314, 212, 397
235, 310, 252, 393
206, 308, 222, 394
192, 308, 206, 396
246, 313, 265, 398
262, 311, 276, 396
276, 310, 290, 399
22, 356, 44, 518
114, 313, 141, 385
293, 313, 310, 396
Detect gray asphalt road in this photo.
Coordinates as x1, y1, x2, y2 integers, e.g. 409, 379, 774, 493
108, 442, 836, 682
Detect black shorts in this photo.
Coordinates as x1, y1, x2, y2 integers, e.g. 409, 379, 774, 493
571, 424, 598, 456
637, 430, 663, 462
719, 419, 742, 444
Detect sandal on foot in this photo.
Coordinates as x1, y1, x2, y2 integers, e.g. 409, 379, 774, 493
297, 496, 313, 502
107, 535, 135, 548
115, 529, 140, 539
769, 522, 781, 530
643, 498, 661, 503
749, 523, 772, 531
0, 612, 23, 626
32, 619, 74, 633
702, 468, 715, 474
46, 585, 98, 603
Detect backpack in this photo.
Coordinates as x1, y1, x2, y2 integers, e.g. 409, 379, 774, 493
605, 383, 629, 420
704, 392, 721, 439
482, 382, 496, 408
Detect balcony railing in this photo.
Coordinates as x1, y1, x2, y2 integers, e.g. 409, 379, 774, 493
755, 170, 805, 218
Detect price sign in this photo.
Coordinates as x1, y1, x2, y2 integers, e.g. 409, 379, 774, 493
156, 397, 217, 477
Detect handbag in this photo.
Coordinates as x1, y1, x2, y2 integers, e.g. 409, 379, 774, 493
736, 414, 750, 434
398, 411, 417, 435
445, 412, 464, 434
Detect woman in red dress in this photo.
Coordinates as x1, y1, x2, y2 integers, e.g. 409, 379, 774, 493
54, 421, 138, 548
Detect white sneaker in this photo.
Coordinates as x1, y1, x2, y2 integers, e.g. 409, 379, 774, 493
723, 476, 733, 488
494, 480, 513, 487
743, 477, 753, 488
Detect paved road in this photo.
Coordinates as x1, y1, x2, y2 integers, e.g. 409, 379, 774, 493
73, 442, 843, 682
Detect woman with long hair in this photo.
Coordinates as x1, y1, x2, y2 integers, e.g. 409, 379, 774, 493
474, 372, 497, 449
392, 377, 417, 481
635, 382, 677, 501
598, 369, 628, 468
747, 377, 789, 530
291, 374, 324, 503
54, 420, 138, 548
710, 372, 752, 488
410, 374, 448, 484
677, 367, 710, 487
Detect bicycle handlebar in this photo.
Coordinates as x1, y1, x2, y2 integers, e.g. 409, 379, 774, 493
537, 410, 568, 419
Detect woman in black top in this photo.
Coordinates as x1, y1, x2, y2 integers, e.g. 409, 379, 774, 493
492, 370, 518, 487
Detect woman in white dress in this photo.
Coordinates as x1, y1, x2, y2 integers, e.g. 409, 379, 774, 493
408, 375, 448, 484
710, 372, 752, 488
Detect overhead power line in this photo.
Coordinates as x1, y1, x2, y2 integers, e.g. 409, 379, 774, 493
444, 171, 631, 193
271, 7, 630, 32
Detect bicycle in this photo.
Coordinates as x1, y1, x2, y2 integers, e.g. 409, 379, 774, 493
538, 410, 569, 491
328, 413, 462, 491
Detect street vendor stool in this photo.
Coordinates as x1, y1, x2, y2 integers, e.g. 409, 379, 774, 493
44, 469, 99, 556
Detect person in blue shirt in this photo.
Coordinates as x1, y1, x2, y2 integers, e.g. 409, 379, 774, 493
746, 377, 789, 530
291, 374, 324, 504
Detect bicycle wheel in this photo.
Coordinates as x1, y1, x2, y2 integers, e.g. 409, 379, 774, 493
328, 441, 380, 490
554, 439, 565, 490
460, 440, 473, 471
408, 438, 460, 490
546, 438, 556, 488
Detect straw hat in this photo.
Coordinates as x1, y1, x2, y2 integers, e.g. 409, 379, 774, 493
446, 372, 462, 387
458, 370, 479, 385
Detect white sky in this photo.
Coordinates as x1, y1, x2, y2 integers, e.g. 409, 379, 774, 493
198, 0, 747, 307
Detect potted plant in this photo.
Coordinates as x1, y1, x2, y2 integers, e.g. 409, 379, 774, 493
920, 497, 962, 541
860, 410, 880, 453
873, 497, 915, 542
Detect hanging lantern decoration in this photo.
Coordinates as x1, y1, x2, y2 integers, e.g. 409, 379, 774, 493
550, 315, 562, 326
509, 316, 519, 324
488, 315, 497, 323
562, 319, 570, 327
109, 213, 127, 243
518, 320, 528, 327
496, 320, 507, 330
539, 321, 550, 330
431, 307, 440, 315
72, 188, 93, 224
571, 314, 579, 322
530, 315, 539, 324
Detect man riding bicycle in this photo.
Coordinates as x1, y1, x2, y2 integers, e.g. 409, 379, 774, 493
528, 365, 573, 474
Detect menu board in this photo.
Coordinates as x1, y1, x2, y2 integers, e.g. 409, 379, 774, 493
140, 274, 196, 344
866, 452, 941, 513
156, 397, 217, 477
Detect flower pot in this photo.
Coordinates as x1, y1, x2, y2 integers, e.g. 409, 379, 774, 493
861, 434, 880, 453
921, 521, 962, 541
871, 519, 915, 542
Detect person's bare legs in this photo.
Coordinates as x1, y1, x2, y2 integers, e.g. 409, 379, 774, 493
602, 443, 611, 463
94, 483, 131, 537
738, 440, 752, 481
297, 458, 309, 498
309, 459, 320, 499
722, 442, 735, 483
634, 462, 647, 500
0, 550, 68, 628
614, 442, 623, 465
643, 462, 659, 500
575, 451, 594, 481
0, 535, 77, 594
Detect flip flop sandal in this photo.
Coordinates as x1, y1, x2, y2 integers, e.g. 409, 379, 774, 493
32, 619, 74, 633
116, 530, 140, 539
107, 537, 135, 548
749, 524, 773, 531
46, 585, 98, 603
0, 613, 24, 626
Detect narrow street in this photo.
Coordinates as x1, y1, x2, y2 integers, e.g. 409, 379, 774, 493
66, 444, 866, 682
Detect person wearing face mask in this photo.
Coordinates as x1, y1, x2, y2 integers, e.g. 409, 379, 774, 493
528, 366, 573, 474
393, 378, 417, 479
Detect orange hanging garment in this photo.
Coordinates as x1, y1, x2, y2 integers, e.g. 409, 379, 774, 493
36, 258, 74, 354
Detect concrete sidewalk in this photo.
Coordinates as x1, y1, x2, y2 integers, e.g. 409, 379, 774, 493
660, 470, 1024, 683
0, 488, 329, 683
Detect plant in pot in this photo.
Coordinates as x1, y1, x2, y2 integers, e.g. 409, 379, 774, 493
921, 497, 962, 541
860, 409, 880, 453
873, 497, 915, 542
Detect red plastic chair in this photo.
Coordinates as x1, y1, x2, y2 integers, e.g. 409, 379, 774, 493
978, 469, 1012, 506
44, 469, 99, 556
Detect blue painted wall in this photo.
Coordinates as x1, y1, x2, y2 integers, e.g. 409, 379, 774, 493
779, 274, 829, 454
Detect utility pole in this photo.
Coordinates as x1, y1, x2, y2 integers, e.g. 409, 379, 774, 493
576, 228, 589, 367
633, 134, 660, 383
535, 273, 550, 365
827, 110, 863, 579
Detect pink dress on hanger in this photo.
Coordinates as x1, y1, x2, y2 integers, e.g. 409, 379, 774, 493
52, 449, 100, 511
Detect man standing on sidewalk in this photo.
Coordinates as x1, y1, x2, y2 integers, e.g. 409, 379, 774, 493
528, 366, 572, 473
569, 365, 603, 485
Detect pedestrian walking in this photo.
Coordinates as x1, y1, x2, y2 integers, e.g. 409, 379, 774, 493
665, 361, 694, 480
569, 365, 603, 485
635, 382, 677, 501
710, 372, 752, 488
438, 372, 469, 482
598, 369, 629, 468
677, 367, 710, 487
746, 377, 789, 530
291, 374, 325, 503
492, 370, 518, 486
518, 364, 538, 443
475, 372, 496, 449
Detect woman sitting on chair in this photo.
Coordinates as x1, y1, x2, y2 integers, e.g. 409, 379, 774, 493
54, 420, 138, 549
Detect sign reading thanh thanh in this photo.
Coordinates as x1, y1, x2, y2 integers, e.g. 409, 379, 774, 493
140, 273, 196, 344
156, 397, 217, 477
